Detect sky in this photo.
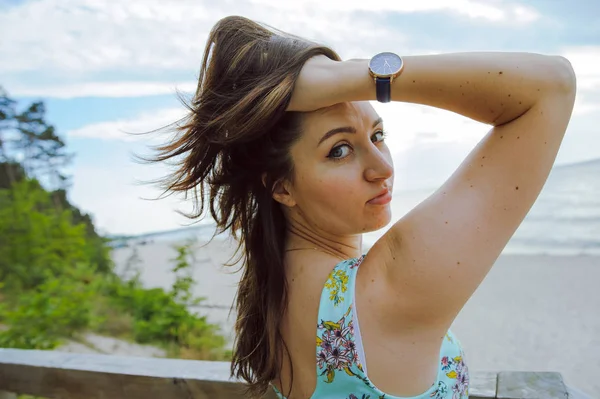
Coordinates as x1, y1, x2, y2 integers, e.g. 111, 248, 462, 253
1, 0, 599, 236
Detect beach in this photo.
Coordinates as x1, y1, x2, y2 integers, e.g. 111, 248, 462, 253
111, 237, 600, 395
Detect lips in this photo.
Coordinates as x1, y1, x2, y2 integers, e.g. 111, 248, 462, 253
372, 188, 389, 199
367, 188, 392, 205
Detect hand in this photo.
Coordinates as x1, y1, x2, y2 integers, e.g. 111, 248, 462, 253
286, 55, 345, 112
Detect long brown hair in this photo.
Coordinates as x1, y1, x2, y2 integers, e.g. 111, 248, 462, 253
145, 16, 340, 397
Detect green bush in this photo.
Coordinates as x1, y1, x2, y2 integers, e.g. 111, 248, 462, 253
0, 179, 228, 359
0, 274, 96, 349
103, 241, 228, 359
0, 179, 100, 348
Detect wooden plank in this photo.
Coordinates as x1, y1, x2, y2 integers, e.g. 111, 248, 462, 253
496, 371, 568, 399
0, 349, 277, 399
469, 371, 498, 398
1, 349, 584, 399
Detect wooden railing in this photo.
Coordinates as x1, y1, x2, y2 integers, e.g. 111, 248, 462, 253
0, 348, 579, 398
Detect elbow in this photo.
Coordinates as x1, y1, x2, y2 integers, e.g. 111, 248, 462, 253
549, 55, 577, 95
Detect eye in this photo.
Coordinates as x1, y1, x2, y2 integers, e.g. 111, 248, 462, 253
328, 144, 352, 160
371, 130, 386, 143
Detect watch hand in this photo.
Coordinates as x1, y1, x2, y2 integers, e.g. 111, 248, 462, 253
384, 61, 391, 74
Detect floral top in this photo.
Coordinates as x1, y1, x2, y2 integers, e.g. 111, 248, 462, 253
273, 256, 469, 399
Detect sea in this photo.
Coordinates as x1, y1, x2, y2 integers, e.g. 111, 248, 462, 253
122, 158, 600, 256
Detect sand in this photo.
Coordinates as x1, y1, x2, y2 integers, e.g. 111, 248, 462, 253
59, 333, 167, 357
452, 254, 599, 396
111, 238, 600, 396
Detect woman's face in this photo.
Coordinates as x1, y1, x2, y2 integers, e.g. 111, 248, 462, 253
281, 101, 394, 236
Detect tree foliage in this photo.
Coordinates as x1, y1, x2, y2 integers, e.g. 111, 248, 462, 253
0, 87, 228, 359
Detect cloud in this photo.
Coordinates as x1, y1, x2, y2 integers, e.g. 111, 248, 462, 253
372, 102, 488, 154
250, 0, 540, 23
70, 162, 199, 235
562, 46, 600, 91
574, 95, 600, 116
10, 81, 197, 99
0, 0, 392, 76
0, 0, 539, 80
67, 107, 187, 141
560, 46, 600, 116
0, 0, 216, 74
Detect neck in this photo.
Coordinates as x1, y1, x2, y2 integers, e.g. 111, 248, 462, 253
285, 218, 362, 260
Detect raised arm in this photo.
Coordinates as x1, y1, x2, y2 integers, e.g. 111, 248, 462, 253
291, 51, 576, 329
370, 52, 575, 328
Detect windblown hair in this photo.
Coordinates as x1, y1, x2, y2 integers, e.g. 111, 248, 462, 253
145, 16, 340, 397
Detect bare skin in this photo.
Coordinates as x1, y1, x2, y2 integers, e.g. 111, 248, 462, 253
274, 52, 576, 398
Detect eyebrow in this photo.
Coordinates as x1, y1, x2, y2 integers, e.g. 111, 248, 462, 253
318, 117, 384, 146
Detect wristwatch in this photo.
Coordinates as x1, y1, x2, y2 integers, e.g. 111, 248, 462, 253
368, 52, 404, 103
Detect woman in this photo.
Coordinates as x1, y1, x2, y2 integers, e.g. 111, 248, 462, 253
150, 16, 576, 399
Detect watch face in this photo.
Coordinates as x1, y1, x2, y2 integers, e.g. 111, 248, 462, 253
369, 52, 403, 77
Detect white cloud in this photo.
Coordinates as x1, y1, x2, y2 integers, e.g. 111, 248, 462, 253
372, 102, 488, 153
574, 95, 600, 116
67, 108, 187, 141
70, 162, 199, 235
10, 81, 197, 99
512, 5, 540, 23
560, 46, 600, 116
250, 0, 539, 23
0, 0, 392, 75
0, 0, 217, 74
562, 46, 600, 91
0, 0, 539, 81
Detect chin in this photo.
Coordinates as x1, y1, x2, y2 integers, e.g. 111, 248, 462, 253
362, 208, 392, 233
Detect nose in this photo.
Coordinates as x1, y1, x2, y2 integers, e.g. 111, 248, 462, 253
363, 147, 393, 182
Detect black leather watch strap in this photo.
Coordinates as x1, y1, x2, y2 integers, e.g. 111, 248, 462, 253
375, 77, 391, 103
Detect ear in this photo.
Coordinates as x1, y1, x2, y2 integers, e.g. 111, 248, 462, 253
263, 174, 296, 207
272, 179, 296, 207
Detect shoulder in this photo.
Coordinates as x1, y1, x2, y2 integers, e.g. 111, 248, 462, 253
284, 252, 358, 317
